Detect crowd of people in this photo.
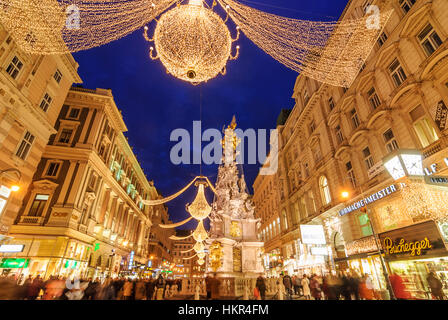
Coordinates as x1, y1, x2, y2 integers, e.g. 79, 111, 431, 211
0, 274, 182, 300
253, 270, 446, 300
0, 270, 445, 300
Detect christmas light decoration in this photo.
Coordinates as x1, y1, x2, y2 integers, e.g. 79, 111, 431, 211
193, 241, 205, 253
197, 251, 206, 259
192, 220, 208, 242
144, 0, 239, 84
197, 258, 205, 265
0, 0, 392, 87
217, 0, 393, 87
0, 0, 177, 54
187, 182, 212, 220
400, 181, 448, 223
345, 236, 377, 256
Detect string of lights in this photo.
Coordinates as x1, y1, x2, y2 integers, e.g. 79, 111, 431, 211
0, 0, 177, 54
217, 0, 393, 87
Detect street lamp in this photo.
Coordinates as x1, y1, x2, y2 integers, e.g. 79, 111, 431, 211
383, 149, 424, 180
0, 168, 21, 192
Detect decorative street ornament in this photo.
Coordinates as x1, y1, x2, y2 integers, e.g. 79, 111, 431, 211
197, 251, 206, 259
193, 241, 205, 253
0, 0, 392, 87
192, 220, 208, 242
144, 0, 239, 84
197, 258, 205, 266
187, 182, 212, 220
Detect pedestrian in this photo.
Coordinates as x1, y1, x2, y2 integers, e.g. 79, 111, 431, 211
122, 278, 133, 300
341, 272, 352, 300
135, 280, 147, 300
155, 275, 165, 300
359, 274, 374, 300
389, 272, 411, 300
256, 275, 267, 300
282, 272, 293, 299
348, 272, 360, 300
310, 274, 322, 300
205, 275, 212, 300
146, 279, 155, 300
427, 271, 445, 300
27, 275, 43, 300
301, 274, 311, 300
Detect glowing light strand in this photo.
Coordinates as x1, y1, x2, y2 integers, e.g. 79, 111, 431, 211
217, 0, 393, 87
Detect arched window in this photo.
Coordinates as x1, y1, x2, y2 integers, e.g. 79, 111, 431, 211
282, 210, 288, 230
319, 176, 332, 205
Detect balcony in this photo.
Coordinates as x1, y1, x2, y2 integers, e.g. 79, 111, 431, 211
422, 136, 448, 159
18, 216, 44, 225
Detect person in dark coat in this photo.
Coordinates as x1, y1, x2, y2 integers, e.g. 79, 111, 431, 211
348, 272, 360, 300
27, 275, 43, 300
146, 279, 155, 300
256, 276, 267, 300
341, 272, 352, 300
282, 273, 293, 299
205, 275, 212, 300
210, 274, 220, 300
427, 271, 445, 300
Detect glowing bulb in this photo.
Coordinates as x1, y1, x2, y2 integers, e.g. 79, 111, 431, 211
144, 26, 148, 30
341, 191, 349, 199
11, 185, 20, 192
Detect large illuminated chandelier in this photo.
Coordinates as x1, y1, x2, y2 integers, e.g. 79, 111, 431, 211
143, 176, 216, 266
0, 0, 392, 87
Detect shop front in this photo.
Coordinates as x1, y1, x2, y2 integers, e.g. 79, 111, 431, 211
379, 220, 448, 300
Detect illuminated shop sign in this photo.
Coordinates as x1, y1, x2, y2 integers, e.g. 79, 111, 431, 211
424, 157, 448, 176
339, 184, 398, 216
0, 258, 29, 268
425, 175, 448, 187
0, 245, 24, 253
128, 251, 135, 270
300, 225, 326, 245
378, 220, 447, 259
383, 237, 432, 256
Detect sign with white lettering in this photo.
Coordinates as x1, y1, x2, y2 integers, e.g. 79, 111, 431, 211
300, 225, 326, 245
434, 100, 448, 131
0, 245, 24, 253
339, 184, 398, 216
425, 175, 448, 187
310, 247, 328, 256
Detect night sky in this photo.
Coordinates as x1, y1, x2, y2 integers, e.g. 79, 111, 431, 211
72, 0, 348, 228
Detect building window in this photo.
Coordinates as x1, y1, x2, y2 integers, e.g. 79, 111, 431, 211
358, 213, 373, 236
335, 125, 344, 143
399, 0, 416, 13
363, 147, 374, 170
410, 105, 439, 148
88, 173, 98, 191
28, 194, 49, 217
328, 97, 335, 111
389, 58, 407, 87
304, 163, 310, 178
308, 190, 316, 214
367, 87, 381, 109
383, 128, 399, 153
16, 131, 35, 160
346, 161, 357, 188
313, 144, 322, 163
319, 176, 332, 206
6, 56, 23, 80
350, 108, 360, 129
54, 69, 63, 83
45, 161, 61, 178
303, 90, 310, 105
309, 120, 315, 134
0, 186, 11, 218
418, 24, 443, 57
67, 107, 80, 120
39, 93, 53, 112
300, 196, 308, 218
377, 32, 388, 47
58, 128, 73, 144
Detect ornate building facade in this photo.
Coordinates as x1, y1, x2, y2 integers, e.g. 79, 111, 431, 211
0, 24, 81, 237
6, 87, 159, 280
254, 0, 448, 295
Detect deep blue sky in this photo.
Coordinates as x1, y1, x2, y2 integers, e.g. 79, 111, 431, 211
73, 0, 348, 228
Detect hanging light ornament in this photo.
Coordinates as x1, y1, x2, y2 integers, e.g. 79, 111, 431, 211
197, 251, 206, 259
192, 220, 208, 242
143, 0, 239, 84
197, 258, 205, 266
186, 182, 212, 220
193, 241, 205, 253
